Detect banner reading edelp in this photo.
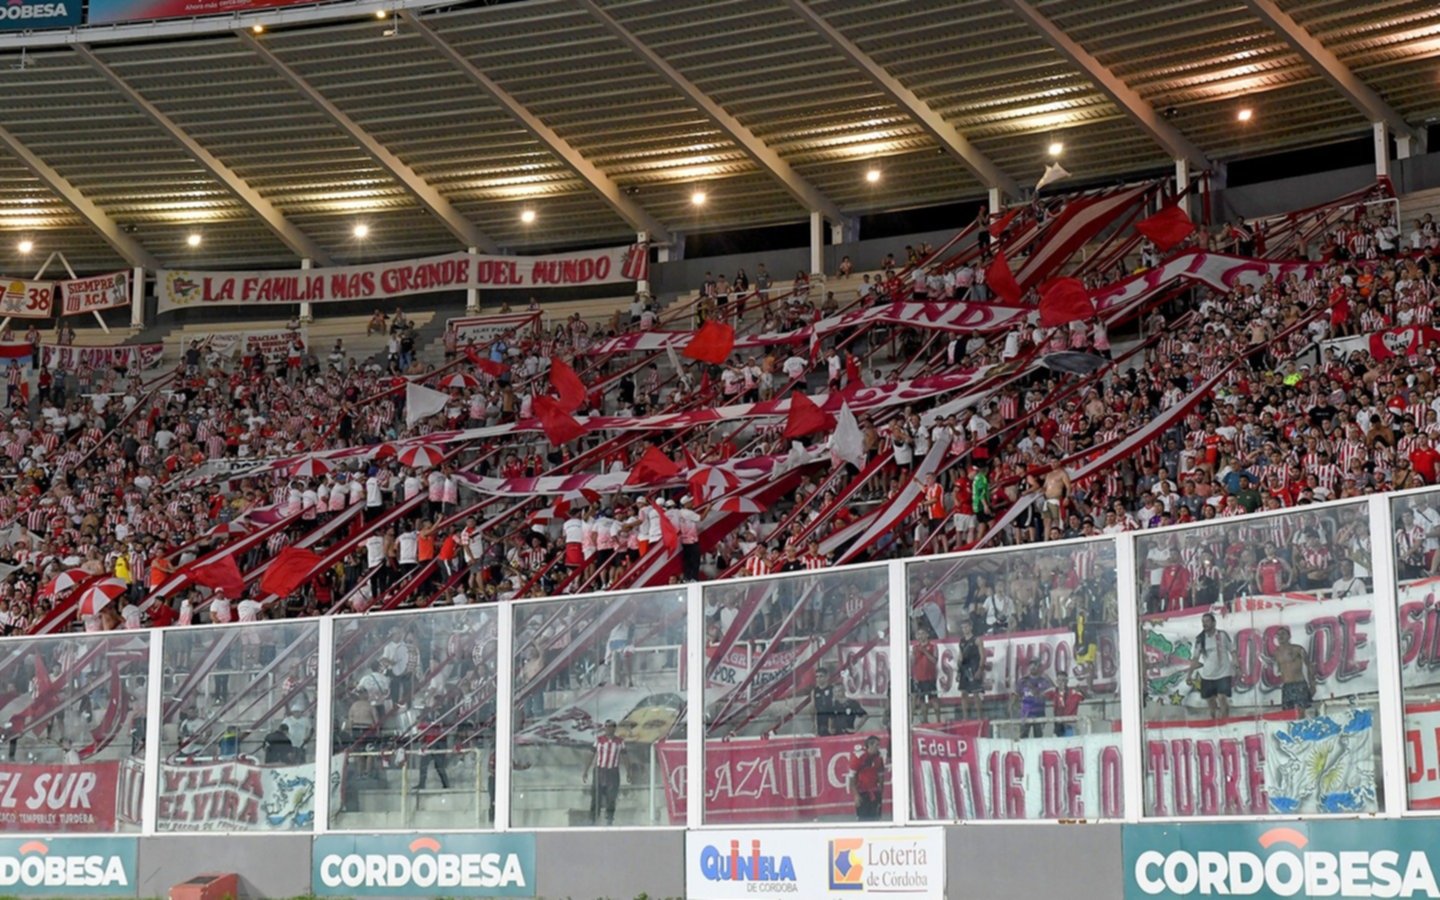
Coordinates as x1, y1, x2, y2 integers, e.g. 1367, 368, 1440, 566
156, 244, 648, 314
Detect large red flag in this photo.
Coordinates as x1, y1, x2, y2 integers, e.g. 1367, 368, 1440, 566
986, 250, 1022, 304
533, 395, 588, 444
190, 556, 245, 598
1039, 278, 1095, 328
549, 356, 587, 413
844, 353, 864, 393
626, 445, 681, 485
682, 320, 736, 365
649, 499, 679, 553
259, 547, 323, 599
466, 348, 509, 377
783, 392, 836, 440
1134, 204, 1196, 252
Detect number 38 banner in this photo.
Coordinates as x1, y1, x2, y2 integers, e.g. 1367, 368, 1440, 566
0, 279, 53, 319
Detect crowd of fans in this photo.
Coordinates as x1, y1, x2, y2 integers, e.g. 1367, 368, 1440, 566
0, 195, 1424, 653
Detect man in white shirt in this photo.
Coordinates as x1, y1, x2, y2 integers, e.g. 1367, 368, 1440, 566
1188, 613, 1235, 720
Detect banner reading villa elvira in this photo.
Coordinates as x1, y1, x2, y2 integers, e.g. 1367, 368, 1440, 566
156, 243, 648, 314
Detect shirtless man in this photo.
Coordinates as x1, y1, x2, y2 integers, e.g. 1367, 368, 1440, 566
1042, 456, 1072, 527
1268, 626, 1315, 711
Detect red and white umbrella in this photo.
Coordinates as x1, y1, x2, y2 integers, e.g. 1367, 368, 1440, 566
41, 568, 90, 598
289, 456, 333, 478
717, 497, 766, 515
553, 488, 601, 516
434, 372, 481, 390
689, 466, 740, 501
76, 578, 127, 617
398, 445, 445, 468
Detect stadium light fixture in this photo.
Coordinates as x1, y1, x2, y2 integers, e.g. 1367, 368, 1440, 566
691, 191, 707, 206
353, 223, 370, 239
1237, 108, 1253, 123
865, 168, 881, 184
186, 233, 202, 248
251, 23, 264, 34
520, 209, 536, 225
16, 239, 32, 254
375, 9, 387, 18
1048, 141, 1064, 157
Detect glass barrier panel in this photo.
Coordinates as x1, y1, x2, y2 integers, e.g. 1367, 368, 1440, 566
510, 587, 686, 828
1137, 503, 1380, 818
0, 631, 149, 833
905, 538, 1123, 820
700, 564, 890, 824
1390, 490, 1440, 811
157, 620, 321, 831
329, 606, 498, 830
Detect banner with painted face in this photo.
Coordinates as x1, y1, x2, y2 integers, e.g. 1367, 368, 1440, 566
1141, 593, 1379, 710
656, 732, 888, 824
156, 244, 646, 314
59, 273, 129, 317
155, 760, 318, 831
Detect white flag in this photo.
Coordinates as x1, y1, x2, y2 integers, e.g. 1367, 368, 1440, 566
1036, 162, 1070, 192
405, 381, 450, 428
830, 402, 865, 469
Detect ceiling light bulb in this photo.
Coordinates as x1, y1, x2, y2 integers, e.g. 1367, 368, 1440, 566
16, 240, 32, 254
375, 9, 387, 18
1048, 141, 1064, 157
865, 168, 881, 183
1237, 108, 1253, 122
353, 223, 369, 239
186, 233, 202, 247
520, 209, 536, 224
691, 191, 706, 206
251, 23, 264, 33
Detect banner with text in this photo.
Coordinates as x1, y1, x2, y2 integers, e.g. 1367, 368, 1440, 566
1144, 707, 1375, 817
657, 732, 888, 824
203, 329, 307, 365
448, 312, 543, 348
0, 279, 54, 320
687, 827, 944, 900
155, 760, 317, 831
911, 726, 1125, 821
157, 244, 647, 314
1405, 701, 1440, 809
90, 0, 317, 25
0, 0, 80, 31
41, 343, 163, 372
0, 761, 120, 833
60, 272, 129, 317
1142, 593, 1379, 709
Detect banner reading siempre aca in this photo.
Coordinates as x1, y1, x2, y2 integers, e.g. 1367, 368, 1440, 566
0, 836, 136, 897
312, 833, 535, 897
686, 828, 944, 899
156, 244, 648, 314
1124, 820, 1440, 899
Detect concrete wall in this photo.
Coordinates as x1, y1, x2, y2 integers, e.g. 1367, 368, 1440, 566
535, 829, 686, 899
945, 823, 1124, 899
137, 834, 313, 899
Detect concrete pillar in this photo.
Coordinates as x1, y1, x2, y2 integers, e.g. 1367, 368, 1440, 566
1174, 158, 1192, 218
635, 232, 651, 298
129, 267, 144, 329
1374, 121, 1391, 179
299, 258, 313, 322
809, 211, 824, 276
987, 187, 1002, 217
466, 246, 480, 314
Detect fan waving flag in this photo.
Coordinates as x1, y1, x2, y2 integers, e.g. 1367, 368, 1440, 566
648, 499, 679, 553
627, 445, 681, 485
190, 556, 246, 598
783, 392, 835, 440
549, 357, 588, 413
682, 319, 735, 365
844, 353, 864, 393
259, 547, 323, 599
1039, 277, 1095, 327
1135, 204, 1196, 252
988, 205, 1021, 239
405, 381, 450, 427
986, 249, 1022, 304
533, 395, 588, 445
466, 347, 509, 377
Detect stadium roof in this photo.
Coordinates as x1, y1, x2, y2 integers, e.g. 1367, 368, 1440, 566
0, 0, 1435, 273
